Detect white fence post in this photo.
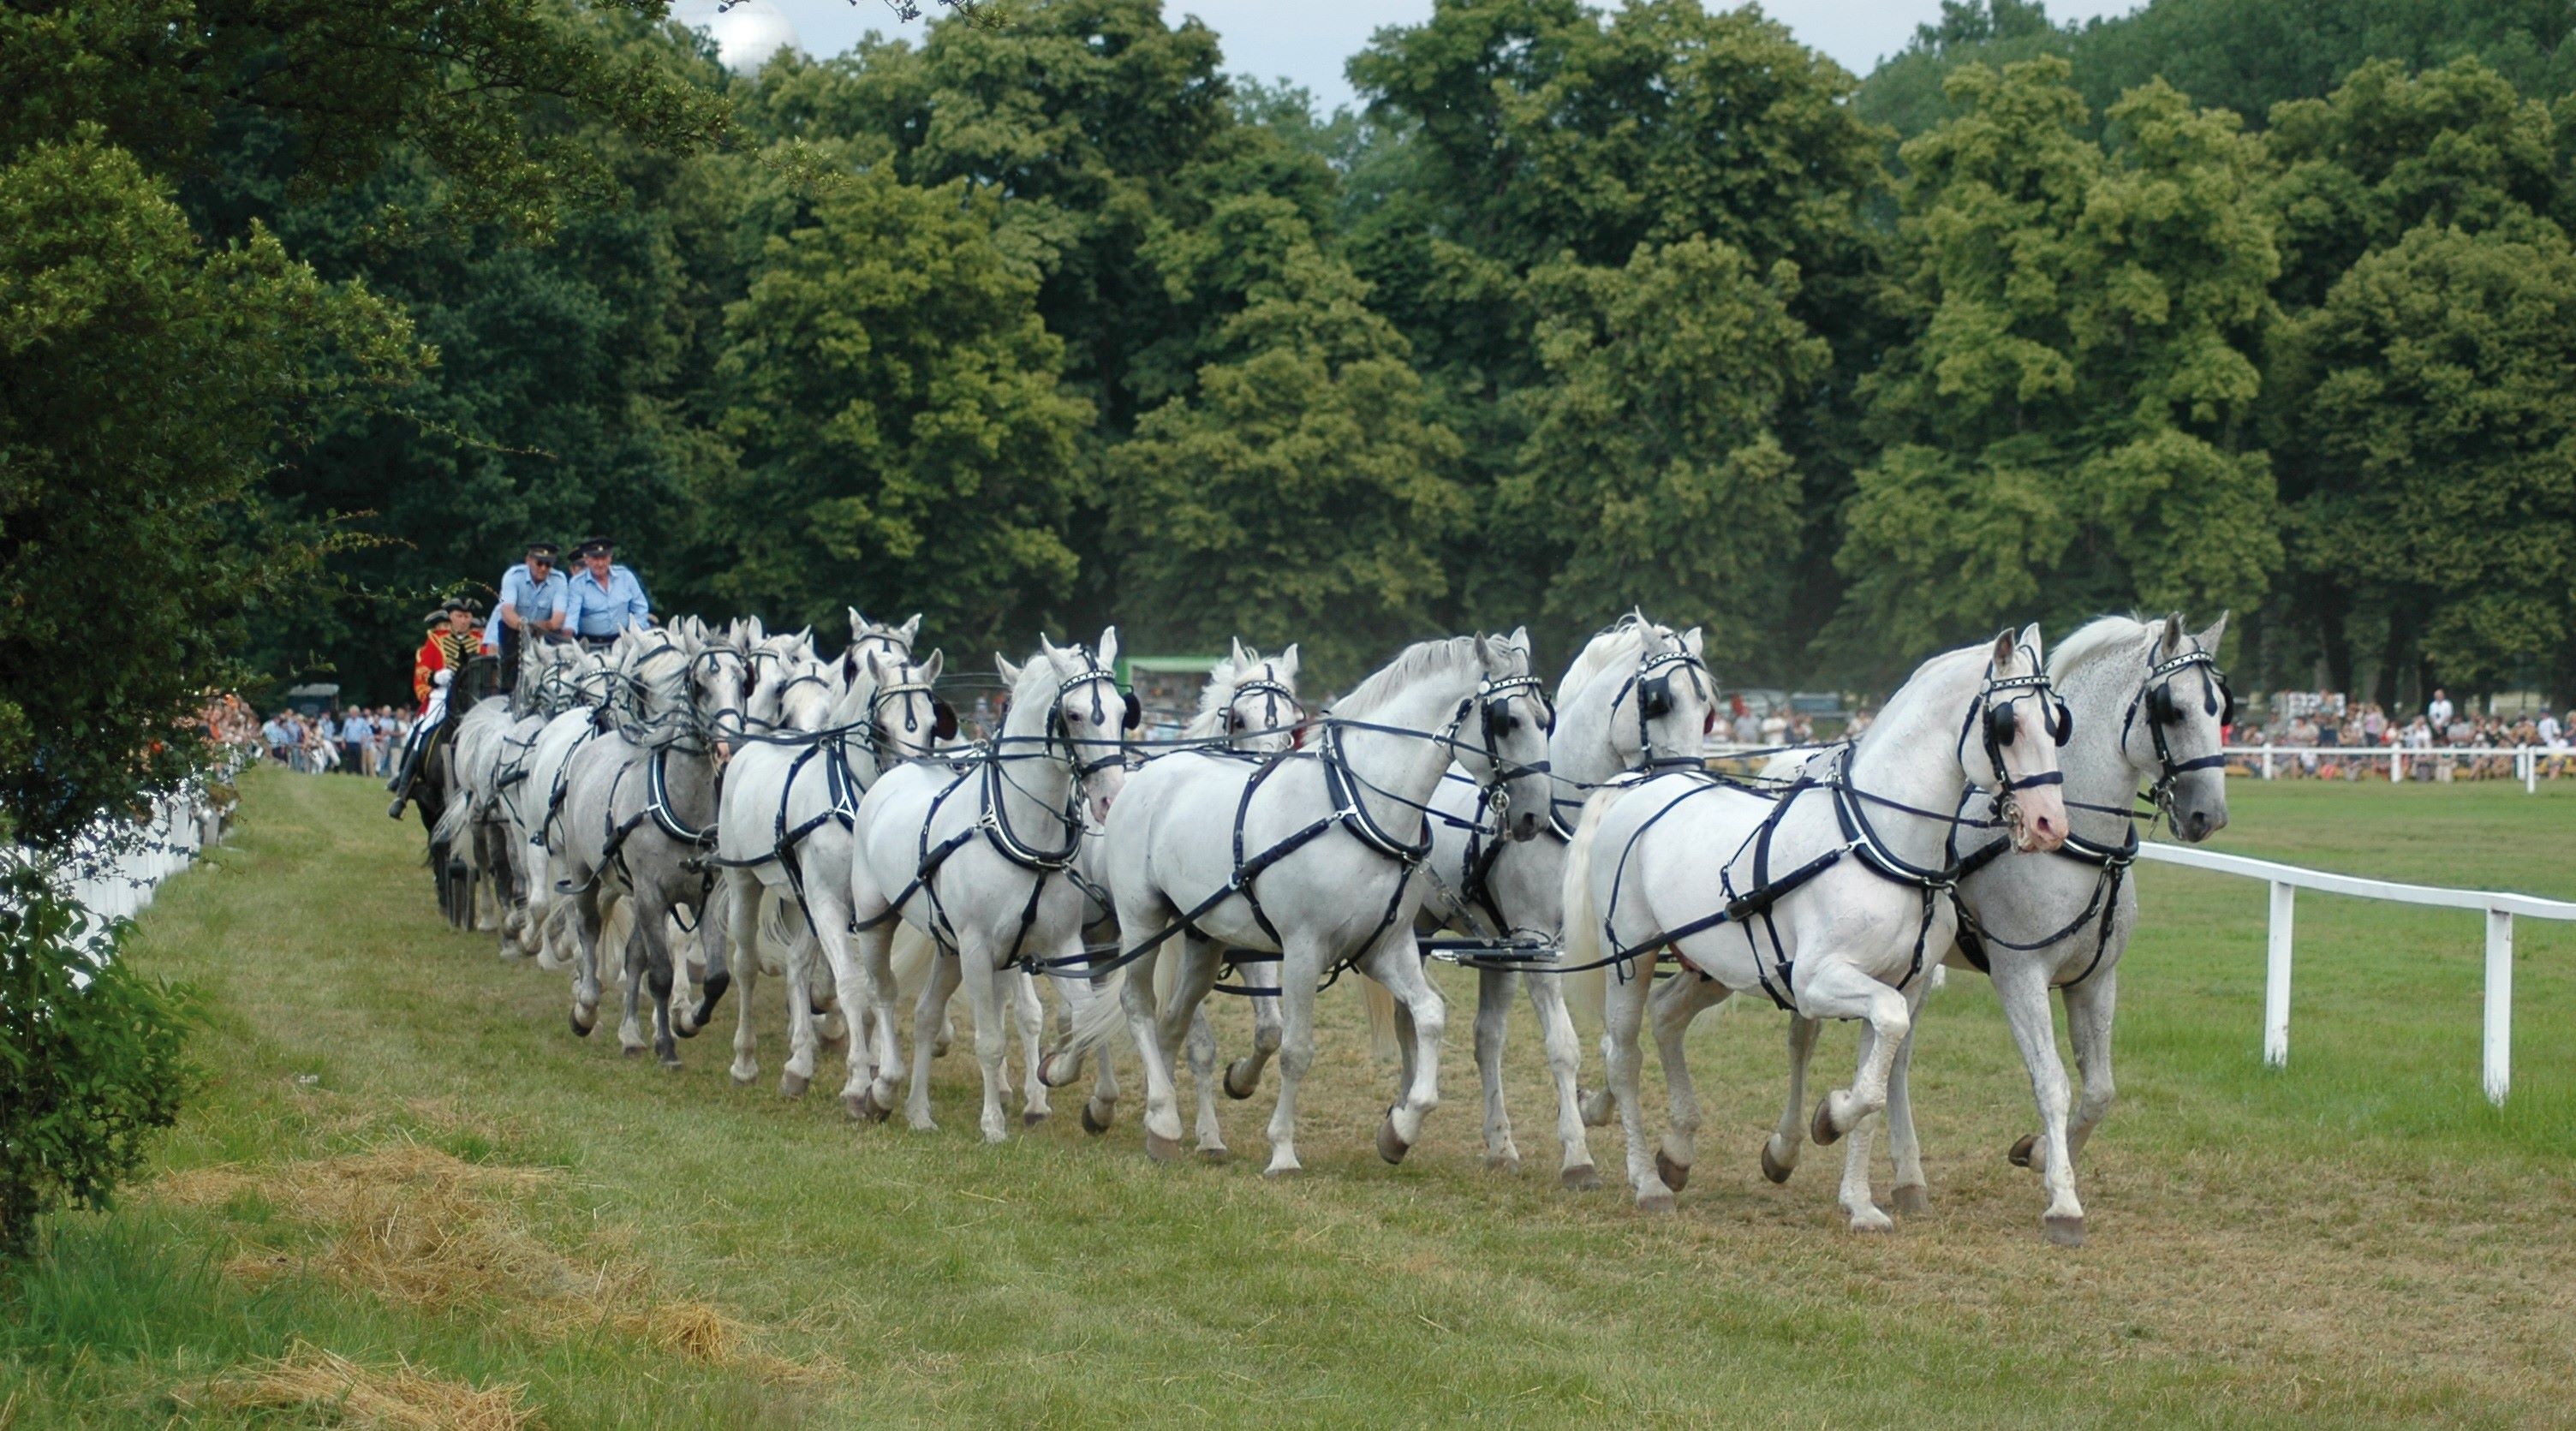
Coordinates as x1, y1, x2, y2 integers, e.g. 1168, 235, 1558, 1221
2261, 743, 2275, 780
2391, 748, 2403, 783
2264, 880, 2295, 1068
2525, 746, 2537, 795
2484, 909, 2513, 1107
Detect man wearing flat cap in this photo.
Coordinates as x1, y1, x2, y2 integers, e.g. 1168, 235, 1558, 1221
483, 539, 571, 686
564, 536, 652, 648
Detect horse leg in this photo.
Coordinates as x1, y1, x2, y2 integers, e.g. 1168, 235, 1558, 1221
640, 889, 681, 1069
2060, 964, 2120, 1165
1764, 1014, 1822, 1183
1222, 957, 1283, 1100
724, 874, 764, 1086
1119, 941, 1186, 1160
1884, 979, 1935, 1215
1473, 967, 1519, 1173
1158, 935, 1225, 1158
677, 878, 729, 1038
1995, 959, 2084, 1244
906, 944, 963, 1132
1833, 1021, 1892, 1231
1363, 928, 1444, 1160
801, 893, 857, 1105
1601, 961, 1667, 1210
1522, 969, 1599, 1189
569, 879, 604, 1036
1651, 973, 1728, 1195
616, 891, 651, 1058
1797, 961, 1914, 1233
958, 945, 1012, 1144
1012, 969, 1052, 1126
1261, 943, 1325, 1178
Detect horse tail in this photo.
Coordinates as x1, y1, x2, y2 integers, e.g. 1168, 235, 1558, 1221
1046, 956, 1135, 1083
1363, 976, 1401, 1064
758, 885, 803, 972
1559, 783, 1636, 1035
428, 798, 473, 865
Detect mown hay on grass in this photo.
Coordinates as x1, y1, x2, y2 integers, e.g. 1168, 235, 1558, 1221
182, 1341, 535, 1430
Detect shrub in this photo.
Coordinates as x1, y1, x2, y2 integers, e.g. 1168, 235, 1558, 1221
0, 862, 193, 1255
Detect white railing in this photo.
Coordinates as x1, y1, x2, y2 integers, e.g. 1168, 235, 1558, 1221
2134, 840, 2576, 1106
2221, 743, 2567, 791
1705, 741, 2572, 792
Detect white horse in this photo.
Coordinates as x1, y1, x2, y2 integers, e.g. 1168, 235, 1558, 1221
552, 619, 748, 1059
711, 637, 945, 1098
1413, 614, 1714, 1188
507, 637, 629, 969
1561, 627, 2072, 1222
1762, 612, 2232, 1244
1058, 632, 1551, 1172
846, 630, 1133, 1140
1132, 641, 1306, 1157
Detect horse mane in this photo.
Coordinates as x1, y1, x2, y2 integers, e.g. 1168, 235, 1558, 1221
1184, 653, 1249, 740
827, 651, 886, 729
1330, 635, 1481, 719
2048, 615, 2158, 682
1557, 613, 1655, 707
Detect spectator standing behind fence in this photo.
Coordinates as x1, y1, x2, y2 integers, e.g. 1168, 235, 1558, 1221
2427, 688, 2454, 730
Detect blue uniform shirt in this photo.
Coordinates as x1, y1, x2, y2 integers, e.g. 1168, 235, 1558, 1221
483, 562, 571, 647
565, 563, 652, 638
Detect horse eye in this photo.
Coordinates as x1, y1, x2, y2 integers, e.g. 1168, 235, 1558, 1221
1229, 712, 1244, 729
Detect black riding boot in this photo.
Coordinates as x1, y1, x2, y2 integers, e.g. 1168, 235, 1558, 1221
386, 729, 429, 818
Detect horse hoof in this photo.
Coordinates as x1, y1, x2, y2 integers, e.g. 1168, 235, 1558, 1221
1636, 1189, 1676, 1213
570, 1008, 595, 1038
622, 1044, 643, 1059
818, 1033, 848, 1056
780, 1072, 809, 1100
2043, 1213, 2086, 1248
1145, 1131, 1182, 1163
1197, 1145, 1230, 1164
1578, 1088, 1612, 1127
1559, 1164, 1601, 1191
1080, 1101, 1111, 1136
1223, 1058, 1261, 1100
1810, 1096, 1842, 1147
1850, 1207, 1895, 1234
1262, 1164, 1302, 1181
1655, 1149, 1690, 1192
1891, 1184, 1931, 1216
1022, 1108, 1047, 1128
2008, 1134, 2038, 1168
1482, 1153, 1521, 1175
866, 1094, 894, 1124
844, 1093, 874, 1122
658, 1052, 683, 1072
1759, 1141, 1795, 1185
1039, 1053, 1080, 1089
730, 1068, 756, 1088
1375, 1114, 1411, 1166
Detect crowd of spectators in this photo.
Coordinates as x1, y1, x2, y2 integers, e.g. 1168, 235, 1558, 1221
2249, 687, 2572, 781
247, 705, 416, 777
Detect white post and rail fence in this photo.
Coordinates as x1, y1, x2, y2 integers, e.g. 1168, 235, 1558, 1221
2133, 841, 2576, 1108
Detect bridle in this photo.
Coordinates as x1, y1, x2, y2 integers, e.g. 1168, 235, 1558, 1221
1226, 661, 1304, 747
1038, 645, 1137, 782
1611, 646, 1714, 771
2122, 641, 2233, 818
869, 663, 954, 748
1959, 635, 2072, 832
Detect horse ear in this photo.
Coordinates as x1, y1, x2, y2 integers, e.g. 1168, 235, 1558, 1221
744, 615, 765, 643
2162, 611, 2187, 659
917, 648, 945, 685
2018, 622, 2045, 669
897, 614, 921, 645
2195, 610, 2230, 654
1508, 624, 1531, 658
1036, 633, 1063, 664
1097, 626, 1120, 671
1990, 628, 2018, 670
1683, 626, 1705, 660
1278, 643, 1300, 681
1230, 636, 1251, 667
849, 607, 868, 639
995, 653, 1023, 684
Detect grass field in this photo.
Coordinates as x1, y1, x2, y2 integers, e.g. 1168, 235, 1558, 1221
4, 768, 2573, 1426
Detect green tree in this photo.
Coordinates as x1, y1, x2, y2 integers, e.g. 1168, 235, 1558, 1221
1108, 250, 1464, 683
0, 136, 412, 844
1834, 61, 2279, 668
1502, 238, 1826, 660
706, 165, 1090, 651
2286, 223, 2576, 695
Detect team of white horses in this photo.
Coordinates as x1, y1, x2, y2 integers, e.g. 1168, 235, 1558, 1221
435, 608, 2233, 1244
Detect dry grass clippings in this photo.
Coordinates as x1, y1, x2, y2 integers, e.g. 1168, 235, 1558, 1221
182, 1342, 535, 1430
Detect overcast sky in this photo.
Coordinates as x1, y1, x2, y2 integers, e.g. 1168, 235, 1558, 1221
740, 0, 2145, 110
